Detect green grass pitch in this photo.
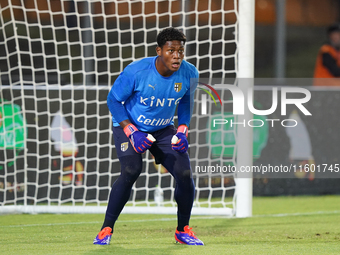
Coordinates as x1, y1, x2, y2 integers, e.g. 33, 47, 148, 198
1, 195, 340, 255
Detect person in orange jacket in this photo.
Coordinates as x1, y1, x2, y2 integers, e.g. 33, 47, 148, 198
314, 23, 340, 86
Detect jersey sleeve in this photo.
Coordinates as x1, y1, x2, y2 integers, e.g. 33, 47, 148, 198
109, 68, 135, 102
107, 93, 129, 124
177, 67, 199, 127
107, 67, 135, 125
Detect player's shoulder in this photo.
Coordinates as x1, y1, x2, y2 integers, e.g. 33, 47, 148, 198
179, 60, 199, 78
123, 57, 155, 76
320, 44, 338, 54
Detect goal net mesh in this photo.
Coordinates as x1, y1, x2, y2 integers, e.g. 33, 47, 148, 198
0, 0, 239, 215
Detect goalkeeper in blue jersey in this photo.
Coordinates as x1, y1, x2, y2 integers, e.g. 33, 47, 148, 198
93, 27, 203, 246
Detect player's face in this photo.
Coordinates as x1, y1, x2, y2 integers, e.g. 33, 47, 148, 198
156, 40, 185, 77
330, 31, 340, 47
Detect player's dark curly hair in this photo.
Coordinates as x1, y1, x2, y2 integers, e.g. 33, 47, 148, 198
157, 27, 186, 48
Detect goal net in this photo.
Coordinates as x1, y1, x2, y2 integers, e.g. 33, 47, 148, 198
0, 0, 253, 216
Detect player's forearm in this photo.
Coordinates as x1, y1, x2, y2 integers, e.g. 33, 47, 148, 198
177, 99, 193, 127
119, 119, 131, 129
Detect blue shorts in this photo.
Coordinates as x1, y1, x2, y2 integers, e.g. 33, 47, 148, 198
112, 125, 190, 166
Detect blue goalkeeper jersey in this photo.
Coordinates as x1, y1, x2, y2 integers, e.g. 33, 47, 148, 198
108, 56, 198, 132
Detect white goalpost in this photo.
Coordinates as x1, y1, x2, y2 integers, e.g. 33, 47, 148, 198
236, 0, 254, 218
0, 0, 254, 216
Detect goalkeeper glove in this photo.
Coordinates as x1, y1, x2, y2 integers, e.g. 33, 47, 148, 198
171, 125, 189, 153
123, 123, 155, 154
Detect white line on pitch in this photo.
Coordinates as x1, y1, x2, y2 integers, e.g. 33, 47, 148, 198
0, 216, 208, 228
254, 210, 340, 218
1, 211, 340, 228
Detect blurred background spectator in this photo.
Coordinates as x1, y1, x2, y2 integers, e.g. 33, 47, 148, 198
254, 0, 340, 78
313, 23, 340, 85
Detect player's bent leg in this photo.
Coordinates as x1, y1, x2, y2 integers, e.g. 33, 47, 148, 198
94, 153, 143, 245
149, 126, 204, 245
103, 154, 143, 226
162, 152, 194, 225
160, 151, 203, 245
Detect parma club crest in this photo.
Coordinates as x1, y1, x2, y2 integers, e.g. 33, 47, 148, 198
121, 142, 128, 152
174, 83, 182, 92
